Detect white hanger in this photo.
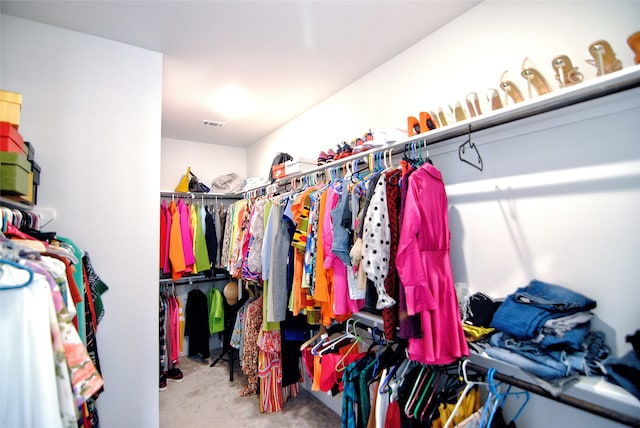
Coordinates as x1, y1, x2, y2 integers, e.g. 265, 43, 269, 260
443, 359, 488, 428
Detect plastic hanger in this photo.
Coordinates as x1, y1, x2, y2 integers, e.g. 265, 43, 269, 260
335, 322, 364, 371
418, 371, 444, 421
318, 318, 359, 355
404, 365, 430, 417
411, 369, 438, 419
0, 258, 34, 289
444, 359, 489, 428
485, 374, 530, 427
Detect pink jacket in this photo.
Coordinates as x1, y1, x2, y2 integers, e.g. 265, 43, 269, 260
396, 163, 468, 365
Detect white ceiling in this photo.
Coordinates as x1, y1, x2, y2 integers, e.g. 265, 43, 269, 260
1, 0, 479, 147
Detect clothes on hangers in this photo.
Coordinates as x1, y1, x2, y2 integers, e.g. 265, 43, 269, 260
184, 288, 211, 360
160, 198, 214, 280
207, 286, 225, 334
240, 296, 263, 397
0, 236, 107, 428
396, 162, 469, 365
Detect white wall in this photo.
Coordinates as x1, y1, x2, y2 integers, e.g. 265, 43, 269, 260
2, 15, 162, 428
161, 137, 247, 191
245, 2, 640, 427
247, 1, 639, 172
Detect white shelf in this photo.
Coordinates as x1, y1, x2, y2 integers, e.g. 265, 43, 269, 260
468, 352, 640, 426
265, 65, 640, 187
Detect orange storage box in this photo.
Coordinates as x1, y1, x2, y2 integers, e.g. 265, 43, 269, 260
0, 121, 26, 155
271, 163, 286, 180
0, 90, 22, 129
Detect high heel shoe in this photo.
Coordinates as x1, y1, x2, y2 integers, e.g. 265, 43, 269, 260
429, 110, 441, 128
586, 39, 622, 76
437, 106, 450, 127
407, 116, 421, 136
499, 71, 525, 105
628, 31, 640, 65
552, 55, 584, 88
466, 92, 482, 117
419, 111, 437, 131
452, 102, 468, 122
521, 57, 552, 98
486, 88, 503, 111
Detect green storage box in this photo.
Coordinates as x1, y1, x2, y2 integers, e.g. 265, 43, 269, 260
0, 151, 31, 195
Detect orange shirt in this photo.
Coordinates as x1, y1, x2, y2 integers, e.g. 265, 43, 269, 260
313, 190, 336, 326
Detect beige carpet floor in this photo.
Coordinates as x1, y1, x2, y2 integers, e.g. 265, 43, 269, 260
160, 354, 342, 428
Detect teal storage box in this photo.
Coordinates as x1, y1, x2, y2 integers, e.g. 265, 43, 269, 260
0, 151, 31, 195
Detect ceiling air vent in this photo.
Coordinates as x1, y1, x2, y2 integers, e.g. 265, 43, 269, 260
202, 120, 226, 128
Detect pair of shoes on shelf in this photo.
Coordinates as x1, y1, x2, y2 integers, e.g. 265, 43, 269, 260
498, 57, 553, 106
332, 141, 353, 160
435, 93, 485, 123
407, 112, 438, 136
318, 148, 338, 165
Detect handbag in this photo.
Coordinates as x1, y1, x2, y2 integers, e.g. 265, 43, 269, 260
175, 166, 211, 193
175, 166, 191, 192
189, 169, 211, 193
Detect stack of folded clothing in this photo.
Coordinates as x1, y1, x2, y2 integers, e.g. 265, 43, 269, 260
485, 279, 610, 387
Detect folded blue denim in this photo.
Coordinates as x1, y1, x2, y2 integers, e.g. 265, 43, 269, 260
490, 279, 597, 340
484, 345, 571, 379
603, 350, 640, 400
538, 322, 591, 351
489, 330, 609, 378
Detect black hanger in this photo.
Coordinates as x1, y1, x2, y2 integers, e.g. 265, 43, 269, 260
458, 125, 483, 171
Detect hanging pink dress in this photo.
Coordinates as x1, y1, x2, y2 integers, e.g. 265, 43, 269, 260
396, 163, 469, 365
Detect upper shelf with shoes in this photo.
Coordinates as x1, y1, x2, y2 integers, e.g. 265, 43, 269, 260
274, 64, 640, 189
406, 64, 640, 148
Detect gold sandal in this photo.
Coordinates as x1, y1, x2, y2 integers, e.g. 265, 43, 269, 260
466, 92, 482, 117
453, 102, 468, 122
500, 71, 525, 105
429, 110, 441, 128
552, 55, 584, 88
521, 57, 552, 98
486, 88, 503, 111
437, 106, 450, 127
628, 31, 640, 65
586, 39, 622, 76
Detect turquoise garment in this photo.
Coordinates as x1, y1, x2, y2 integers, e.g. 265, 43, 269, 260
207, 287, 225, 334
56, 236, 86, 343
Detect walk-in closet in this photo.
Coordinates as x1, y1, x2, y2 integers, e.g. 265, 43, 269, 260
1, 2, 639, 428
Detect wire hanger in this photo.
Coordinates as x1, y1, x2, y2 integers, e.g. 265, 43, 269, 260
458, 124, 483, 171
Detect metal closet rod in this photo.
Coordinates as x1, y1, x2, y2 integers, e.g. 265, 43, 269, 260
160, 191, 242, 199
466, 362, 640, 426
159, 273, 229, 285
241, 66, 640, 196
